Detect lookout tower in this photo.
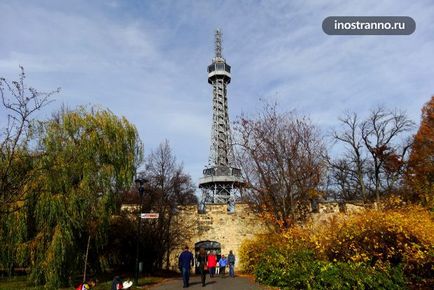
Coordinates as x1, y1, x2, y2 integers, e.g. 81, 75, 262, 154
198, 29, 244, 212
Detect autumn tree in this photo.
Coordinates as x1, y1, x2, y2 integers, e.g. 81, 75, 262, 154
137, 140, 196, 271
406, 96, 434, 207
331, 107, 414, 203
0, 106, 143, 288
234, 103, 328, 228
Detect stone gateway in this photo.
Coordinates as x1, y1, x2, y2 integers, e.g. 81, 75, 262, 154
168, 203, 269, 271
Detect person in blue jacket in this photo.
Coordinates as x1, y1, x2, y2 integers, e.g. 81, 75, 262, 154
178, 245, 194, 288
218, 255, 228, 276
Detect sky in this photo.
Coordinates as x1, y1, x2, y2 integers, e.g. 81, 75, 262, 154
1, 0, 434, 185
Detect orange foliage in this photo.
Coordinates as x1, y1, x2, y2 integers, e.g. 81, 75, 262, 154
406, 96, 434, 207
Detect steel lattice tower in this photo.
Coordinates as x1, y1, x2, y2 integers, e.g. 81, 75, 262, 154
199, 29, 244, 212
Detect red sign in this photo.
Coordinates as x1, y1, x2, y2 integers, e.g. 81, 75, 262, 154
140, 213, 159, 219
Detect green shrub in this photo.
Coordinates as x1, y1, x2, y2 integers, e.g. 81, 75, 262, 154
239, 233, 282, 273
314, 262, 406, 290
255, 249, 320, 288
255, 248, 406, 290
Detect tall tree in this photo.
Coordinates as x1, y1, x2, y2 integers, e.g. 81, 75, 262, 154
234, 103, 328, 228
331, 107, 414, 203
406, 96, 434, 207
3, 107, 143, 288
138, 140, 196, 271
361, 107, 414, 203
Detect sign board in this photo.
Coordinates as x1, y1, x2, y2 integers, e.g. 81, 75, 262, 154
140, 213, 159, 219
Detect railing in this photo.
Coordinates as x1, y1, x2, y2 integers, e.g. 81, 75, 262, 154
202, 166, 241, 177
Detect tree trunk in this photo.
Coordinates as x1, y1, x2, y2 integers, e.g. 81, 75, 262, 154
83, 235, 91, 283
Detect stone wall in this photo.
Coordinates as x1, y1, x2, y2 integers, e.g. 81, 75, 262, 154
155, 201, 367, 271
168, 203, 269, 271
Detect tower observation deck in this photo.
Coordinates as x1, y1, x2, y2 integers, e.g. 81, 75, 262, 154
199, 29, 245, 212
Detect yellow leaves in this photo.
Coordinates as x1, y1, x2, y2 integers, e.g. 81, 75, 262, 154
242, 204, 434, 284
350, 255, 360, 262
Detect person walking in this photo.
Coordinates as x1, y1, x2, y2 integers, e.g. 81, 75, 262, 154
178, 246, 194, 288
218, 255, 228, 277
228, 250, 236, 278
197, 247, 208, 287
207, 251, 217, 278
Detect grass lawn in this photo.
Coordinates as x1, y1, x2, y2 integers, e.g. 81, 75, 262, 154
0, 276, 163, 290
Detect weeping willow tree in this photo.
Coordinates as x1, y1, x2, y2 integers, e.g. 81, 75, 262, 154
10, 106, 143, 288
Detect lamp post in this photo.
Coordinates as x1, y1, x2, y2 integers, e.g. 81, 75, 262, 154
134, 178, 148, 286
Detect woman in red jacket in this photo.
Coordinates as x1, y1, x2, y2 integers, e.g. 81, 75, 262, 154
207, 251, 217, 278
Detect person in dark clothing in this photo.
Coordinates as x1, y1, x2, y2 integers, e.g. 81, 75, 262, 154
178, 245, 194, 288
197, 247, 208, 287
111, 276, 123, 290
228, 250, 236, 278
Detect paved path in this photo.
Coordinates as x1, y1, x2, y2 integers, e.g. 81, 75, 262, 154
150, 274, 266, 290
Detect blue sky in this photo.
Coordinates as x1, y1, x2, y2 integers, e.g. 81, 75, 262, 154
1, 0, 434, 184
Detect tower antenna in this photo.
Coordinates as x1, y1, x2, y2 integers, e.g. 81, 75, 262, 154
215, 29, 223, 58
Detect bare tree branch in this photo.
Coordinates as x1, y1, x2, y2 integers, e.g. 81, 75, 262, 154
0, 66, 59, 214
331, 106, 415, 205
234, 103, 328, 227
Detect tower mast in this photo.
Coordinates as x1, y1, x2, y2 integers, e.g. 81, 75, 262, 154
199, 29, 244, 212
